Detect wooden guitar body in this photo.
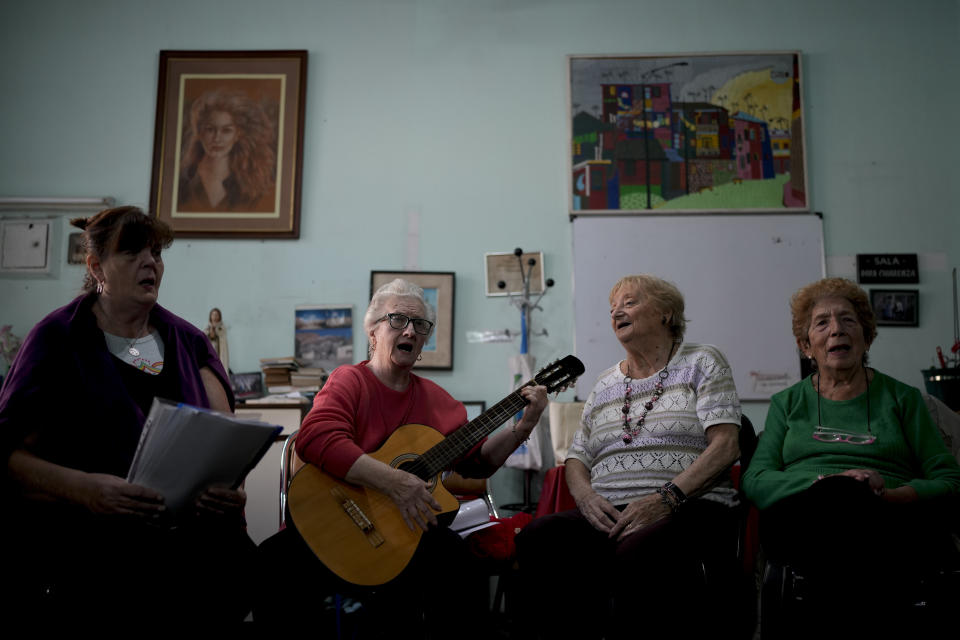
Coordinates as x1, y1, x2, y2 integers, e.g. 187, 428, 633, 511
287, 423, 459, 586
287, 354, 584, 586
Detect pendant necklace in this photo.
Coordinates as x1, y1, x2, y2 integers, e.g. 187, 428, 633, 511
123, 313, 151, 358
100, 300, 150, 358
621, 342, 676, 444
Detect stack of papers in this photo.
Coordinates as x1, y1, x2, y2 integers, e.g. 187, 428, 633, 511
127, 399, 282, 516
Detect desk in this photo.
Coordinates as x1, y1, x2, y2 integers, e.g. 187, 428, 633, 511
236, 403, 307, 544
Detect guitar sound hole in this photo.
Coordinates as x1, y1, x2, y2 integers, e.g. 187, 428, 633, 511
395, 457, 435, 490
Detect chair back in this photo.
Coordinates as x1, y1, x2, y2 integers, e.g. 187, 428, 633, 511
738, 415, 758, 472
279, 429, 302, 528
443, 471, 499, 519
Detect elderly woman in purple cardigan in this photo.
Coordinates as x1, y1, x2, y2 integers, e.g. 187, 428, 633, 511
0, 206, 253, 623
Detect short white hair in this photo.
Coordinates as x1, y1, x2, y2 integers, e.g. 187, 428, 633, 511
363, 278, 437, 336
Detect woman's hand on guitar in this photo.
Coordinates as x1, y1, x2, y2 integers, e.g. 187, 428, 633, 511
388, 468, 442, 532
515, 384, 549, 435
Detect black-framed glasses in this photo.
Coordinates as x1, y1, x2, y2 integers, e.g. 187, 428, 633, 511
378, 313, 434, 335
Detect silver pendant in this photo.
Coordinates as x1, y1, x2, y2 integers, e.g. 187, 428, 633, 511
129, 347, 140, 357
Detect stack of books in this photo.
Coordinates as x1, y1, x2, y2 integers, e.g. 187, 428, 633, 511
289, 366, 327, 392
260, 356, 301, 393
259, 357, 328, 394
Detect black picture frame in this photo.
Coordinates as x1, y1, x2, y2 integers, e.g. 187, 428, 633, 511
461, 401, 487, 422
230, 371, 264, 399
870, 289, 919, 327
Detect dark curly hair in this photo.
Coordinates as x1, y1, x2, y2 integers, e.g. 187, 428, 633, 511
790, 277, 877, 362
70, 206, 173, 293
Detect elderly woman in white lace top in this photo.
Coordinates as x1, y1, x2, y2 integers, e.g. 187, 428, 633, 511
515, 274, 742, 640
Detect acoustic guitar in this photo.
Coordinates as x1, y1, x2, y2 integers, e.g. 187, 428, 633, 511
287, 354, 585, 586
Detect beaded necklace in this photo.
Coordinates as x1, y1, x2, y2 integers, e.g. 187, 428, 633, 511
620, 342, 675, 444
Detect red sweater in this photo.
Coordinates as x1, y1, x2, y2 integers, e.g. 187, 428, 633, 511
296, 362, 485, 479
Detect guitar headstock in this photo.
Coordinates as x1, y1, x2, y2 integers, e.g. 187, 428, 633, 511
533, 355, 585, 394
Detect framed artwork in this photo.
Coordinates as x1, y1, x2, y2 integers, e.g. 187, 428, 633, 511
295, 305, 354, 372
370, 270, 455, 370
568, 51, 807, 214
67, 232, 85, 265
149, 50, 308, 238
461, 401, 487, 422
484, 251, 545, 296
870, 289, 919, 327
230, 371, 264, 400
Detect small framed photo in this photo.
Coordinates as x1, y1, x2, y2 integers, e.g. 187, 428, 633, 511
67, 232, 85, 265
149, 50, 308, 238
230, 371, 264, 399
461, 401, 487, 422
370, 270, 455, 370
295, 305, 353, 372
870, 289, 919, 327
484, 251, 545, 296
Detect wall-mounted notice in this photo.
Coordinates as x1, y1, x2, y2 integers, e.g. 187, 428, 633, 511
856, 254, 918, 284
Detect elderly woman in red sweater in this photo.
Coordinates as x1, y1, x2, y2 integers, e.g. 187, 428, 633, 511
256, 278, 547, 634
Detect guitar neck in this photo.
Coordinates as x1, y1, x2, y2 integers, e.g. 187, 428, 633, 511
406, 391, 528, 480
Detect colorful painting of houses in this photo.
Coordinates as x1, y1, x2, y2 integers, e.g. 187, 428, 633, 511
569, 52, 807, 213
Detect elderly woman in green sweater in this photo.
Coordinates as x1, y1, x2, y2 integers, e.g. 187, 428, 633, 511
743, 278, 960, 634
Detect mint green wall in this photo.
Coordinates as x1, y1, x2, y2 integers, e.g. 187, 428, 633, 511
2, 0, 958, 506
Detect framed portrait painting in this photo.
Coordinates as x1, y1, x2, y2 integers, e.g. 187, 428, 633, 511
149, 50, 307, 238
370, 271, 455, 370
568, 51, 807, 214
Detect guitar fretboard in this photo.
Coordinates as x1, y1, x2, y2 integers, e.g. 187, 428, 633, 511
405, 391, 528, 480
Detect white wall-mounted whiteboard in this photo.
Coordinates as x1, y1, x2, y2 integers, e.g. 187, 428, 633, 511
573, 215, 825, 401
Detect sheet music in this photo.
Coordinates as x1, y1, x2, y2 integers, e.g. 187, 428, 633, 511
127, 398, 282, 515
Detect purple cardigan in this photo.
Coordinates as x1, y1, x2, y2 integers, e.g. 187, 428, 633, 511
0, 293, 233, 480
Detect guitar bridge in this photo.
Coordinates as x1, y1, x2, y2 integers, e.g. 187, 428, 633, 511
331, 487, 385, 548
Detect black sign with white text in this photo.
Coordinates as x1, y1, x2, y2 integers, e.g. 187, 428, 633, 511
856, 254, 919, 284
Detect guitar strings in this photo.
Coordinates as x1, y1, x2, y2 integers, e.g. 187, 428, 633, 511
411, 392, 527, 478
406, 365, 576, 480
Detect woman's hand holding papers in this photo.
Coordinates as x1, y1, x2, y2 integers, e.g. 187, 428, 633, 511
195, 485, 247, 520
79, 472, 166, 518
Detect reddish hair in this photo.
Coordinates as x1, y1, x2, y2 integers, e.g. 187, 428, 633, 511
790, 277, 877, 350
70, 206, 173, 292
180, 89, 277, 204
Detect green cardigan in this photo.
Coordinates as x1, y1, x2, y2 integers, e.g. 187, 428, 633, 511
742, 371, 960, 510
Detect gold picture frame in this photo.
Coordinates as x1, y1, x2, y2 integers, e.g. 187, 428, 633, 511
370, 270, 455, 370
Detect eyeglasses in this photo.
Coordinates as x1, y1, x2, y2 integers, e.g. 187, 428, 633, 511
812, 426, 877, 445
377, 313, 434, 335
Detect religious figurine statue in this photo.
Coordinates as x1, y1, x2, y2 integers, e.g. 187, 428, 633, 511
205, 308, 230, 373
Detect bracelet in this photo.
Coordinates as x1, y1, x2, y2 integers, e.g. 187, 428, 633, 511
655, 486, 678, 513
662, 481, 687, 507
